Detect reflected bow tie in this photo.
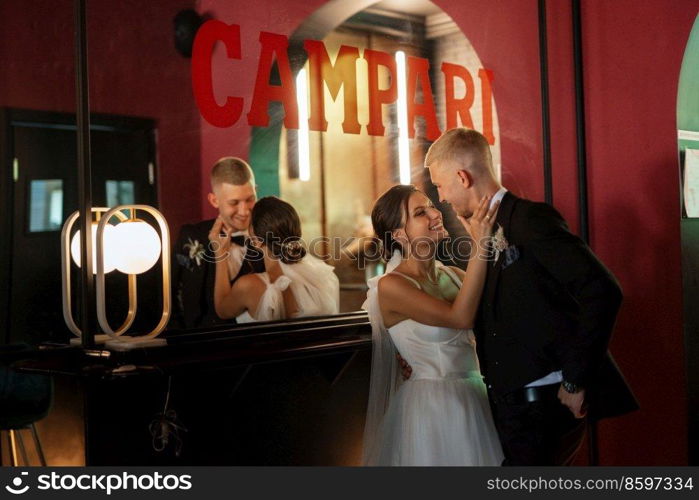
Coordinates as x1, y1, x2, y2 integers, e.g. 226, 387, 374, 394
230, 235, 247, 247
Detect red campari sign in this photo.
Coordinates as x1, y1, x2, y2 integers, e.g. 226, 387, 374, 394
192, 20, 495, 144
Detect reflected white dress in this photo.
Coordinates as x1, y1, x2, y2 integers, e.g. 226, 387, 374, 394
236, 254, 340, 323
362, 258, 504, 466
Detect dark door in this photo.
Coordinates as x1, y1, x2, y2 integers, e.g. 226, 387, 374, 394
1, 109, 158, 345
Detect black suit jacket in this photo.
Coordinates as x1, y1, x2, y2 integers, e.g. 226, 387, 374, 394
475, 192, 638, 420
170, 219, 265, 330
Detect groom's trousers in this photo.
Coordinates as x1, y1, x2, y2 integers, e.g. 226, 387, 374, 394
489, 383, 587, 466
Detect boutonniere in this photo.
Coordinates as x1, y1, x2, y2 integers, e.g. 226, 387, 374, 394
491, 224, 521, 269
183, 237, 206, 267
491, 224, 508, 262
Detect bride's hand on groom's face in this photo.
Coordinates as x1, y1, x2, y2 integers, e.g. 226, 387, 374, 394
208, 216, 232, 256
458, 195, 499, 246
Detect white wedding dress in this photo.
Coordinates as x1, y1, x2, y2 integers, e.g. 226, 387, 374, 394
362, 256, 504, 466
236, 254, 340, 323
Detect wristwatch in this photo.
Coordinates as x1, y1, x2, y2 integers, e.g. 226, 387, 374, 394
561, 380, 582, 394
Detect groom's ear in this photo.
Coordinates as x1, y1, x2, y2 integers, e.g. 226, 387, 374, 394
456, 170, 472, 188
207, 192, 219, 209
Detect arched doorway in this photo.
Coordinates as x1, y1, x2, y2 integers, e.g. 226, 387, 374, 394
250, 0, 501, 309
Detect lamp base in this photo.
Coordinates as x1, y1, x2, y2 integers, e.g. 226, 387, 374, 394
104, 337, 168, 351
69, 334, 112, 346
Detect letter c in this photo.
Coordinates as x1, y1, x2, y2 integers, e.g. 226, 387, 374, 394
192, 20, 243, 127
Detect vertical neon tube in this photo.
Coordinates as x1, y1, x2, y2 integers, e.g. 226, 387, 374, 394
395, 51, 411, 185
296, 68, 311, 182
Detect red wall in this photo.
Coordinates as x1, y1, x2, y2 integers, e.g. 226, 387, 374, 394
0, 0, 201, 234
0, 1, 74, 112
575, 0, 693, 465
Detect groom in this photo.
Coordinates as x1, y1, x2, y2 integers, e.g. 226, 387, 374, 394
171, 157, 264, 329
423, 128, 637, 465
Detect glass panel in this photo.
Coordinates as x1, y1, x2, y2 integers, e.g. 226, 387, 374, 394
82, 0, 535, 332
28, 179, 63, 232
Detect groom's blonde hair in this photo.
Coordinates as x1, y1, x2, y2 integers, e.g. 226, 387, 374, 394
425, 128, 493, 175
210, 156, 255, 188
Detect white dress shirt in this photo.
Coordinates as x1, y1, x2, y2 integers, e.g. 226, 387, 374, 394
488, 187, 508, 210
226, 230, 249, 279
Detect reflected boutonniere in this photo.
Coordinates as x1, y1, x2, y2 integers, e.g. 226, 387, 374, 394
183, 237, 206, 267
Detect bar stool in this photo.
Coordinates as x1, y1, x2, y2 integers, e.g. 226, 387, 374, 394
0, 345, 52, 466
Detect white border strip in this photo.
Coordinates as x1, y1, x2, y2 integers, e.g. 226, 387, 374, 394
679, 129, 699, 141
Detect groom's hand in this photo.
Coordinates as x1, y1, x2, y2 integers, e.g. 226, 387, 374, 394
396, 354, 412, 380
557, 385, 587, 419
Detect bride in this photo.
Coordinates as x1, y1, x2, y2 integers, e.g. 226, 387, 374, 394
362, 184, 503, 466
209, 196, 339, 322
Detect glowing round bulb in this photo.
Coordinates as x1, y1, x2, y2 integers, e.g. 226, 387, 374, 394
112, 220, 161, 274
70, 223, 117, 273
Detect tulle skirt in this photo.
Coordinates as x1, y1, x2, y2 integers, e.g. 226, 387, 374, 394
370, 376, 504, 466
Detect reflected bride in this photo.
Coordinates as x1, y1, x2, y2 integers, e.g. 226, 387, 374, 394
209, 196, 339, 323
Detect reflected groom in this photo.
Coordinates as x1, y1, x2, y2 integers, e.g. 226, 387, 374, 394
171, 157, 264, 329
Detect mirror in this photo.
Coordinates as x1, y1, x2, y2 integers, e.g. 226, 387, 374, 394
2, 0, 546, 343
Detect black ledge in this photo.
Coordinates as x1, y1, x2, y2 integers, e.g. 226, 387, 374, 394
11, 311, 372, 379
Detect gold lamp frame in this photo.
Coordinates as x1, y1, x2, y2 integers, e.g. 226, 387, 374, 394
97, 205, 170, 349
61, 207, 132, 343
61, 205, 171, 349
